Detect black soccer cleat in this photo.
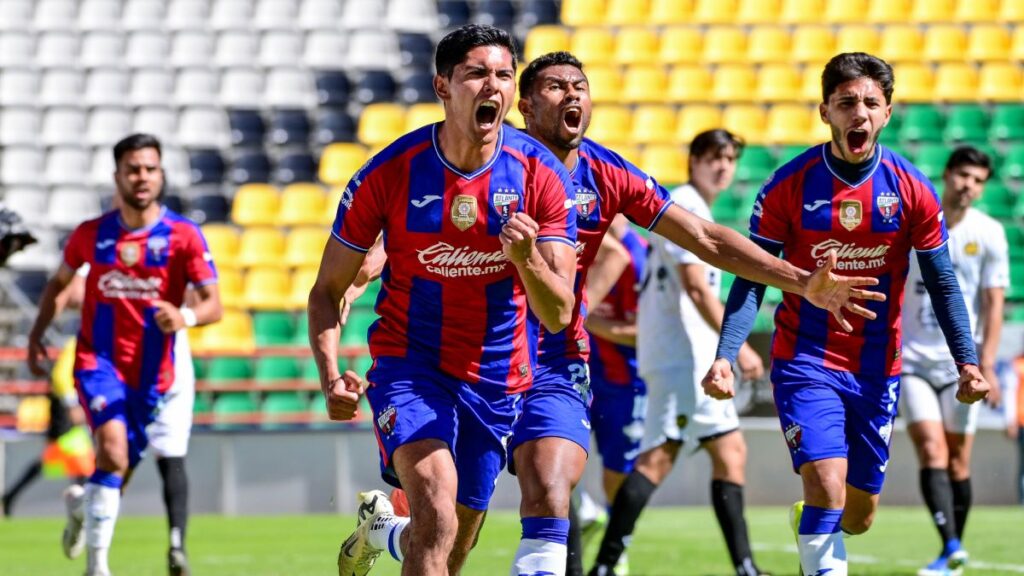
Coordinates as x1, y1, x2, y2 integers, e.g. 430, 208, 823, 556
168, 547, 190, 576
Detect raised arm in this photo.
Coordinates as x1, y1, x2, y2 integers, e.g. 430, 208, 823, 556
501, 213, 576, 333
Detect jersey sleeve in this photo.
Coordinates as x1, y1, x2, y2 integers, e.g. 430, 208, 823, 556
906, 175, 948, 251
609, 156, 673, 230
748, 174, 790, 246
331, 160, 386, 253
62, 224, 91, 271
182, 224, 218, 287
982, 223, 1010, 289
532, 161, 577, 247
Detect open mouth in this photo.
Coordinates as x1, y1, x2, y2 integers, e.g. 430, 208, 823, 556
475, 100, 499, 129
846, 129, 869, 155
562, 107, 582, 133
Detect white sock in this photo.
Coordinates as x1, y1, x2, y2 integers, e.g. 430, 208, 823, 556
577, 490, 601, 525
366, 513, 409, 562
511, 517, 570, 576
798, 532, 847, 575
85, 483, 121, 573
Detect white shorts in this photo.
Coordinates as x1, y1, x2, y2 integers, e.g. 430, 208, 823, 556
147, 333, 195, 459
900, 372, 979, 435
640, 365, 740, 452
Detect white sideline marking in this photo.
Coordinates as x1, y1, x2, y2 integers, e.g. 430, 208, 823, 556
752, 543, 1024, 573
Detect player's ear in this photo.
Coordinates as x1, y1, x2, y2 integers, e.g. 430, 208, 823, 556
882, 103, 893, 128
433, 74, 449, 102
818, 102, 829, 125
517, 97, 531, 119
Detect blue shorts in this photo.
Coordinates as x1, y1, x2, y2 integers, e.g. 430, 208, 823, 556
365, 357, 520, 511
772, 359, 900, 494
75, 357, 163, 469
507, 356, 592, 473
590, 377, 647, 474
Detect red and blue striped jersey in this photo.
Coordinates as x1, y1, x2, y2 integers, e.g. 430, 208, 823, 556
332, 123, 577, 393
750, 144, 948, 376
62, 208, 217, 393
588, 228, 647, 386
538, 138, 672, 362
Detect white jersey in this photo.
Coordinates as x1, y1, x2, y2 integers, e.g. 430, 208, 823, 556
902, 207, 1009, 383
637, 184, 721, 376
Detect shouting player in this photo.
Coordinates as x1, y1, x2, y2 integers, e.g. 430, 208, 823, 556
704, 53, 989, 576
901, 146, 1009, 575
27, 133, 222, 576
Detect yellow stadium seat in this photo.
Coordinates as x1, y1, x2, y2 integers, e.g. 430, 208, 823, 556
318, 143, 368, 187
614, 27, 660, 65
659, 27, 703, 65
780, 0, 826, 23
953, 0, 999, 21
892, 64, 935, 102
606, 0, 650, 25
357, 103, 406, 146
584, 66, 623, 103
1001, 0, 1024, 22
323, 186, 344, 225
922, 25, 967, 62
791, 27, 836, 64
279, 183, 326, 227
712, 65, 757, 103
610, 145, 642, 165
966, 25, 1012, 61
933, 63, 978, 101
201, 224, 240, 269
824, 0, 869, 23
524, 26, 571, 63
16, 396, 49, 433
765, 104, 812, 144
237, 227, 286, 268
216, 268, 245, 309
650, 0, 694, 24
1012, 26, 1024, 60
639, 145, 687, 186
910, 0, 955, 22
676, 105, 723, 144
978, 63, 1023, 101
288, 267, 319, 309
283, 227, 328, 268
721, 105, 768, 145
702, 27, 748, 64
630, 105, 677, 145
587, 106, 633, 143
667, 65, 713, 102
405, 103, 444, 132
835, 25, 881, 55
757, 65, 802, 102
231, 184, 280, 227
505, 105, 526, 129
561, 0, 607, 26
243, 267, 291, 310
571, 28, 615, 67
808, 107, 832, 142
736, 0, 783, 24
747, 27, 792, 64
878, 25, 924, 63
800, 65, 824, 103
622, 66, 668, 103
194, 310, 254, 353
692, 0, 740, 23
867, 0, 912, 22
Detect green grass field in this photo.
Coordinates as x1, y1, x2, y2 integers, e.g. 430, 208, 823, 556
3, 507, 1023, 575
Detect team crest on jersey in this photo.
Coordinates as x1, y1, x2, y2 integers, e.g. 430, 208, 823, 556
839, 200, 862, 231
377, 405, 397, 436
451, 195, 478, 231
784, 423, 802, 450
492, 189, 520, 221
575, 189, 598, 219
876, 191, 899, 222
119, 242, 141, 266
147, 236, 168, 259
964, 241, 979, 256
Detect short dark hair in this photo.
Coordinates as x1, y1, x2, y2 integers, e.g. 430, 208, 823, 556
821, 52, 894, 103
689, 129, 745, 167
945, 145, 993, 179
434, 24, 518, 78
113, 133, 162, 165
519, 51, 584, 96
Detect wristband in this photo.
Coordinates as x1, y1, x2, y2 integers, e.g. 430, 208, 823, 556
180, 307, 198, 328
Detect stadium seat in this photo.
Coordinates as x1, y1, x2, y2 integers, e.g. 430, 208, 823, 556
216, 269, 244, 307
279, 185, 326, 227
630, 106, 676, 145
911, 0, 955, 22
396, 33, 435, 71
505, 106, 525, 129
933, 64, 978, 101
162, 194, 185, 215
284, 227, 328, 268
315, 111, 357, 146
658, 27, 702, 65
269, 110, 312, 147
722, 105, 768, 145
174, 68, 219, 108
289, 267, 320, 309
0, 69, 39, 107
227, 110, 266, 149
122, 0, 164, 30
45, 146, 89, 187
519, 0, 560, 28
1012, 26, 1024, 61
243, 267, 292, 310
622, 66, 669, 103
604, 0, 649, 24
878, 25, 923, 62
259, 31, 304, 69
188, 149, 227, 185
265, 68, 318, 109
405, 103, 445, 132
1001, 0, 1024, 21
923, 25, 967, 62
1004, 144, 1024, 181
262, 392, 309, 428
692, 0, 740, 23
205, 356, 253, 383
571, 28, 615, 66
437, 0, 472, 29
315, 71, 351, 108
178, 107, 231, 149
38, 69, 83, 108
125, 32, 169, 69
253, 0, 296, 30
614, 27, 660, 66
735, 0, 781, 23
232, 151, 273, 185
2, 108, 40, 147
0, 147, 43, 187
345, 30, 401, 71
34, 0, 78, 30
1, 188, 48, 228
398, 72, 438, 105
586, 106, 632, 144
780, 0, 825, 23
702, 27, 748, 64
275, 152, 317, 185
975, 180, 1015, 219
675, 105, 723, 144
80, 32, 124, 69
338, 0, 384, 30
791, 27, 836, 63
48, 188, 102, 230
298, 0, 342, 30
210, 0, 253, 30
211, 393, 258, 430
866, 0, 912, 22
35, 32, 79, 69
231, 185, 280, 227
352, 70, 397, 106
735, 146, 776, 183
944, 105, 989, 144
764, 104, 814, 145
358, 104, 407, 146
954, 0, 999, 21
747, 27, 791, 64
756, 65, 801, 102
88, 147, 116, 188
167, 0, 207, 31
188, 194, 231, 225
891, 64, 935, 102
6, 228, 59, 271
835, 25, 881, 55
560, 0, 606, 26
990, 105, 1024, 141
639, 146, 687, 186
214, 31, 258, 68
253, 311, 297, 347
711, 65, 757, 103
824, 0, 868, 22
584, 66, 623, 103
912, 143, 951, 181
201, 224, 240, 267
649, 0, 693, 23
966, 25, 1011, 62
303, 30, 347, 70
319, 143, 368, 186
343, 308, 379, 346
130, 69, 174, 107
0, 32, 33, 68
387, 0, 440, 32
898, 105, 945, 143
86, 107, 132, 148
0, 0, 33, 31
219, 68, 264, 109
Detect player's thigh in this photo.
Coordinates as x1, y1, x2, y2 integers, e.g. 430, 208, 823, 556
76, 362, 131, 467
900, 373, 944, 426
591, 380, 646, 476
147, 384, 194, 459
451, 381, 519, 511
124, 382, 165, 469
701, 429, 746, 483
939, 382, 981, 436
392, 437, 460, 518
772, 360, 849, 473
844, 373, 900, 495
638, 368, 686, 452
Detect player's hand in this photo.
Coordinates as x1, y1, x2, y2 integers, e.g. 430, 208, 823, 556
981, 364, 1002, 408
500, 213, 539, 265
955, 364, 990, 404
737, 346, 765, 382
152, 300, 185, 334
325, 370, 364, 421
804, 250, 887, 332
702, 358, 736, 400
26, 335, 50, 377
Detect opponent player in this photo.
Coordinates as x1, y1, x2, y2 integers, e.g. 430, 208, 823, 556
900, 146, 1008, 575
311, 25, 578, 576
27, 133, 221, 576
590, 129, 770, 576
703, 53, 989, 576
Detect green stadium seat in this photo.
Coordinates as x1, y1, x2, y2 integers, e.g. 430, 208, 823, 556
342, 309, 378, 346
1002, 144, 1024, 182
719, 272, 736, 301
711, 192, 744, 222
262, 391, 310, 429
252, 311, 297, 347
879, 112, 902, 145
212, 393, 259, 430
912, 144, 950, 182
356, 279, 382, 308
291, 313, 309, 346
943, 105, 989, 144
1009, 263, 1024, 301
352, 354, 374, 378
764, 287, 784, 305
898, 105, 944, 143
753, 309, 775, 333
253, 356, 302, 383
735, 146, 776, 184
976, 182, 1015, 220
777, 145, 808, 167
1006, 306, 1024, 323
192, 357, 206, 380
205, 357, 253, 383
301, 357, 348, 383
989, 105, 1024, 142
193, 393, 212, 415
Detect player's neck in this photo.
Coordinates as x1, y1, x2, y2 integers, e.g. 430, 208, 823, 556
525, 129, 578, 172
119, 203, 162, 230
690, 181, 717, 206
943, 203, 967, 230
437, 122, 499, 174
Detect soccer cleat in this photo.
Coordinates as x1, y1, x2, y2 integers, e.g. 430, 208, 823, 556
337, 509, 387, 576
355, 490, 394, 526
614, 550, 630, 575
917, 545, 969, 576
580, 509, 608, 548
62, 484, 86, 559
168, 547, 190, 576
789, 501, 805, 576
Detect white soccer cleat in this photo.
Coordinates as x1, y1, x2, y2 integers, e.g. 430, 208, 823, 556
355, 490, 394, 526
946, 549, 969, 572
62, 484, 86, 559
337, 509, 388, 576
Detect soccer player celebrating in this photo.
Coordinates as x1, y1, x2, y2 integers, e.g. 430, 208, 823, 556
704, 53, 990, 576
312, 25, 578, 576
27, 133, 222, 576
900, 146, 1009, 575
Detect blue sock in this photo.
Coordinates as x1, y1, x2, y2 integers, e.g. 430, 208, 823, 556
88, 470, 123, 489
798, 506, 847, 575
512, 517, 570, 576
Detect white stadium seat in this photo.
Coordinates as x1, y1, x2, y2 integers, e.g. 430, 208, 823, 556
0, 107, 41, 146
298, 0, 343, 30
47, 187, 102, 229
211, 0, 254, 31
122, 0, 165, 31
219, 68, 265, 109
1, 187, 49, 228
34, 0, 78, 31
84, 68, 129, 107
39, 69, 84, 107
340, 0, 386, 30
0, 146, 44, 187
215, 31, 259, 68
88, 146, 116, 187
86, 107, 133, 148
386, 0, 440, 33
0, 0, 34, 32
167, 0, 208, 31
41, 107, 86, 146
303, 31, 348, 70
174, 68, 219, 108
130, 69, 174, 107
259, 31, 305, 68
170, 31, 215, 68
133, 107, 179, 144
161, 146, 192, 190
254, 0, 297, 30
78, 0, 121, 31
35, 32, 79, 69
80, 32, 124, 69
345, 30, 401, 70
45, 146, 90, 186
177, 107, 231, 149
125, 32, 170, 69
0, 32, 34, 67
264, 67, 318, 109
0, 69, 39, 107
7, 227, 60, 272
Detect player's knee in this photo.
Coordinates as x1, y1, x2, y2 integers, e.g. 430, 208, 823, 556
948, 458, 970, 481
842, 510, 875, 535
913, 433, 948, 467
519, 469, 572, 517
411, 503, 458, 548
94, 438, 129, 474
635, 442, 679, 484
